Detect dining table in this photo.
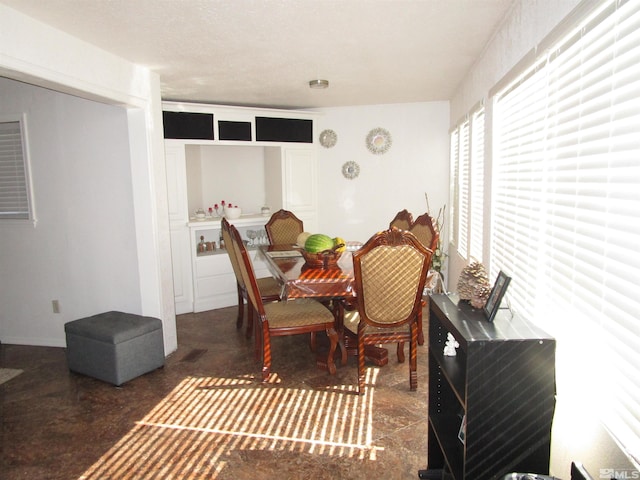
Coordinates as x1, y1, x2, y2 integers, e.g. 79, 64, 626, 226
257, 244, 390, 367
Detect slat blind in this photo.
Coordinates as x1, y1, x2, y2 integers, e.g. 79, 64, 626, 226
493, 65, 547, 318
492, 0, 640, 466
469, 109, 485, 262
456, 120, 469, 257
449, 129, 460, 248
0, 120, 30, 220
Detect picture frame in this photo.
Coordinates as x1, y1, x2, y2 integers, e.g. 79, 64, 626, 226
483, 271, 511, 322
457, 414, 466, 445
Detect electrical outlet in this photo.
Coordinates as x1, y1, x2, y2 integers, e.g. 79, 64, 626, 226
52, 300, 60, 314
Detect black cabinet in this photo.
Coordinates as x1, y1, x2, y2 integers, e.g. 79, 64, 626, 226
422, 294, 556, 479
255, 116, 313, 143
162, 109, 314, 143
162, 111, 214, 140
218, 120, 252, 141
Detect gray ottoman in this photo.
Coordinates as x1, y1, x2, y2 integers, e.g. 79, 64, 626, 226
65, 311, 165, 386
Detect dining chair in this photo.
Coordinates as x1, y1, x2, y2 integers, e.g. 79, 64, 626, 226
345, 227, 432, 394
221, 218, 282, 338
226, 221, 341, 381
408, 212, 440, 345
389, 209, 413, 231
265, 209, 304, 245
409, 212, 439, 253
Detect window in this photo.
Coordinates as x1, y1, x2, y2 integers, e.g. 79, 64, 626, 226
0, 115, 34, 222
450, 105, 485, 262
492, 0, 640, 466
469, 109, 485, 261
456, 120, 469, 258
449, 128, 459, 250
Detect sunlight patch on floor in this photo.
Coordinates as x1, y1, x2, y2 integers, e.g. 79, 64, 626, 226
79, 368, 382, 479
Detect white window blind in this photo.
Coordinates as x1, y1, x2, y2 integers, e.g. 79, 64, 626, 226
492, 0, 640, 466
450, 108, 485, 263
449, 128, 460, 248
456, 120, 470, 257
0, 119, 31, 221
469, 108, 485, 262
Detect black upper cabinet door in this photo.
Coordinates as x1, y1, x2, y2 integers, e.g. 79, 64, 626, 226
255, 117, 313, 143
163, 111, 214, 140
218, 120, 252, 141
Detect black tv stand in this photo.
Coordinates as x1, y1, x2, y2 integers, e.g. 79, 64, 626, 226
419, 294, 556, 479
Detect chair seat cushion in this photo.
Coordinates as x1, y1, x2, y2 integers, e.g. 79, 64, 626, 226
257, 276, 282, 298
343, 309, 410, 336
264, 299, 334, 328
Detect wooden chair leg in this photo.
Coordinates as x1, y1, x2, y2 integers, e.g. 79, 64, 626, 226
417, 300, 425, 345
236, 285, 244, 329
325, 325, 338, 375
253, 311, 261, 361
338, 336, 347, 367
261, 320, 272, 382
245, 300, 254, 339
333, 300, 347, 366
357, 336, 366, 395
396, 342, 406, 363
410, 324, 418, 391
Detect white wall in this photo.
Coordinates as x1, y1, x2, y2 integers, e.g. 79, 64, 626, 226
313, 102, 450, 249
186, 145, 267, 215
0, 78, 142, 345
0, 4, 177, 353
449, 0, 636, 475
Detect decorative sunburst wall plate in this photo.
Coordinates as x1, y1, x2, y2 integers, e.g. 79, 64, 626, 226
366, 127, 392, 154
342, 161, 360, 179
319, 129, 337, 148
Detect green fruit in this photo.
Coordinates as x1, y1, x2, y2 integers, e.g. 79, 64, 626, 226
304, 234, 335, 253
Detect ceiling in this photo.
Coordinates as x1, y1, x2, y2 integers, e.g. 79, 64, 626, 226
2, 0, 514, 109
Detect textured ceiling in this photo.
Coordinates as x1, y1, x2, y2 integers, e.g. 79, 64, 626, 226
1, 0, 514, 109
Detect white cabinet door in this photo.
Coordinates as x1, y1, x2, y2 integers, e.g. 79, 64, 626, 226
282, 147, 317, 213
164, 142, 188, 224
171, 227, 193, 314
192, 250, 271, 312
193, 253, 235, 312
189, 220, 274, 312
165, 142, 193, 313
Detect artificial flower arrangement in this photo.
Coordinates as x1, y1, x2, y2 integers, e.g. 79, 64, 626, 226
212, 200, 240, 217
425, 193, 446, 273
